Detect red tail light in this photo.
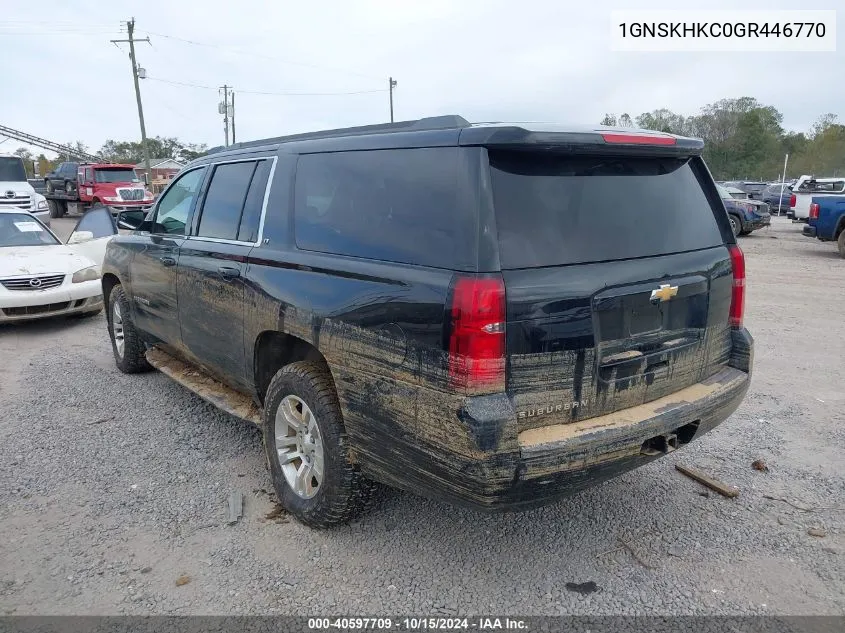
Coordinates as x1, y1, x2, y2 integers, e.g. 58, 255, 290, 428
448, 276, 506, 393
790, 194, 796, 208
809, 203, 820, 220
728, 245, 745, 328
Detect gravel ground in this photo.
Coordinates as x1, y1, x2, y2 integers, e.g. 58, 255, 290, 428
1, 216, 843, 615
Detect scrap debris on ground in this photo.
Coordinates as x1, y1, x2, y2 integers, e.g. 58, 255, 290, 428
675, 463, 740, 498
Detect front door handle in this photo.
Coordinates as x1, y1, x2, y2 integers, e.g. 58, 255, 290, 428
159, 256, 176, 267
218, 266, 240, 279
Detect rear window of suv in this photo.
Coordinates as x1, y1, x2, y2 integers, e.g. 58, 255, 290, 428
489, 152, 724, 268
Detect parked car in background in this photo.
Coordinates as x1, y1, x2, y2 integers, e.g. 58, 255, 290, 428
723, 181, 768, 200
0, 207, 118, 322
102, 117, 753, 527
1, 153, 51, 226
761, 183, 793, 214
44, 161, 80, 195
723, 186, 749, 200
790, 175, 845, 222
717, 184, 771, 236
803, 195, 845, 258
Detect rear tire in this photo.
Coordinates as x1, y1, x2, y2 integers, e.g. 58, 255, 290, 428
837, 230, 845, 259
45, 180, 54, 194
65, 180, 74, 195
48, 200, 62, 219
263, 361, 377, 528
107, 285, 151, 374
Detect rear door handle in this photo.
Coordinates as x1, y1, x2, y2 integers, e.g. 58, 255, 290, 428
159, 256, 176, 267
218, 266, 240, 279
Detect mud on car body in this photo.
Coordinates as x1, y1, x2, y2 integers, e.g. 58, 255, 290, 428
101, 116, 753, 526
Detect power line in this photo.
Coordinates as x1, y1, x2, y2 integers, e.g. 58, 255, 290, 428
139, 29, 384, 82
146, 77, 215, 90
146, 76, 387, 96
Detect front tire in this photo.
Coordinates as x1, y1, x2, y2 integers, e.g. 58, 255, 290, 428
838, 230, 845, 259
45, 180, 54, 194
107, 285, 151, 374
728, 214, 741, 237
263, 361, 376, 528
65, 180, 74, 195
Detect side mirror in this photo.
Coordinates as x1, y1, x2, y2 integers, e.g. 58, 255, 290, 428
117, 210, 147, 231
68, 230, 94, 245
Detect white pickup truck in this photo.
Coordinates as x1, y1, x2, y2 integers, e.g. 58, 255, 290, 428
0, 154, 51, 226
790, 175, 845, 221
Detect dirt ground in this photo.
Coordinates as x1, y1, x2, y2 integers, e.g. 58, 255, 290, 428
0, 216, 842, 615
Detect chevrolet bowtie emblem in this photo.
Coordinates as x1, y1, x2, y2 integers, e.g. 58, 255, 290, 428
650, 284, 679, 303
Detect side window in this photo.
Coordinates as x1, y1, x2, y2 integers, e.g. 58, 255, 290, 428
153, 168, 206, 236
293, 148, 471, 268
83, 168, 92, 183
237, 160, 272, 242
196, 161, 257, 240
71, 207, 117, 239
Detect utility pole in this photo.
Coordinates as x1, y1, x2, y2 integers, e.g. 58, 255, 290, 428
219, 85, 230, 146
112, 19, 152, 184
231, 92, 236, 144
389, 77, 397, 123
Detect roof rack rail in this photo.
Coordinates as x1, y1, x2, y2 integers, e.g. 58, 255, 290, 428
206, 115, 470, 155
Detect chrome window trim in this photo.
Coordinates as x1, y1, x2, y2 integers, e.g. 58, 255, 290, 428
255, 157, 277, 246
190, 155, 277, 247
184, 235, 255, 247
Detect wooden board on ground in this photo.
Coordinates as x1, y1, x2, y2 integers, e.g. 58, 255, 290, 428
675, 463, 740, 498
145, 347, 262, 426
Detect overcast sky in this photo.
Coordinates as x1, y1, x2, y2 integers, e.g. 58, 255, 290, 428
2, 0, 842, 158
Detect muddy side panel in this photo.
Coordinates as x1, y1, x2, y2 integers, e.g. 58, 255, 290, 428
243, 247, 486, 483
176, 239, 252, 391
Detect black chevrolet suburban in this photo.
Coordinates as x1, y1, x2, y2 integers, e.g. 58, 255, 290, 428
101, 116, 753, 527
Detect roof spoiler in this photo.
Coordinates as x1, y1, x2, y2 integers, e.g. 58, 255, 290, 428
206, 115, 471, 155
459, 126, 704, 155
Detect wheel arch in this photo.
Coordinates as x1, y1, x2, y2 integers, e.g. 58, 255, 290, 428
253, 331, 333, 405
101, 273, 121, 310
834, 216, 845, 241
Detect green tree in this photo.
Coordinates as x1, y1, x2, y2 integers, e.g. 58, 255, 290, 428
635, 108, 687, 134
13, 147, 34, 178
178, 143, 208, 162
98, 136, 206, 164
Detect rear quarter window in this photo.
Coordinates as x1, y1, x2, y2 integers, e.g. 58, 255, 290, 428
294, 148, 474, 269
490, 152, 725, 268
797, 180, 845, 194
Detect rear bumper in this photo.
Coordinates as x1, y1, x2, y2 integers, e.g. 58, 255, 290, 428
803, 225, 817, 238
359, 330, 753, 512
506, 364, 749, 509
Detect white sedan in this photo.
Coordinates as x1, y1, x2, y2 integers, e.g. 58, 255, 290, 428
0, 206, 118, 323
